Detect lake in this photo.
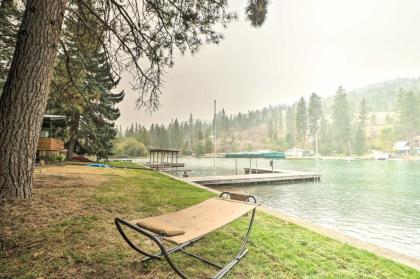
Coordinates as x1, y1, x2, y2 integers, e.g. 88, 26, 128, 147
159, 157, 420, 260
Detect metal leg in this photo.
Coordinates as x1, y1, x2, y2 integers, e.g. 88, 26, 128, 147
115, 218, 189, 278
115, 192, 257, 279
212, 249, 249, 279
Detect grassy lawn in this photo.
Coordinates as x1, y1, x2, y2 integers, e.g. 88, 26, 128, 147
1, 165, 419, 278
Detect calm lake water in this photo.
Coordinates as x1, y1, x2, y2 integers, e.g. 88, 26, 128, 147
159, 157, 420, 260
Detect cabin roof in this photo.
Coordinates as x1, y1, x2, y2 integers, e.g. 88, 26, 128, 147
224, 150, 285, 159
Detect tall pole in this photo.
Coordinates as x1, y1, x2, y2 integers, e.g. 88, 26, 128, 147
213, 100, 217, 175
315, 129, 318, 159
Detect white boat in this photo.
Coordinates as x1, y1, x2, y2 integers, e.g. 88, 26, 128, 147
372, 151, 389, 160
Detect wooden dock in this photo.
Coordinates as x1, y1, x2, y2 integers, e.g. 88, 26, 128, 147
188, 170, 321, 187
244, 167, 292, 174
145, 162, 185, 169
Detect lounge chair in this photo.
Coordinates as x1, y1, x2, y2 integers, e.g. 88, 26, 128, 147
115, 192, 258, 279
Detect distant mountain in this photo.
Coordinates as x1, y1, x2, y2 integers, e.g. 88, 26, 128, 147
129, 77, 420, 154
324, 77, 420, 113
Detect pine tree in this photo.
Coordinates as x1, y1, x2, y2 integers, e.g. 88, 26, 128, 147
194, 130, 205, 156
189, 113, 194, 148
295, 97, 307, 148
0, 0, 20, 88
285, 106, 296, 148
353, 98, 368, 155
332, 86, 352, 154
319, 116, 332, 155
308, 93, 322, 136
48, 4, 124, 160
171, 118, 182, 148
396, 90, 419, 151
277, 108, 284, 138
204, 129, 213, 154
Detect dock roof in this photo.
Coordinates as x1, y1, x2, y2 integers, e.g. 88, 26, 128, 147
224, 150, 285, 159
148, 148, 180, 153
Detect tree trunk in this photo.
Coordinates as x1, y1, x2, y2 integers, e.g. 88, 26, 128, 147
0, 0, 67, 199
66, 112, 80, 160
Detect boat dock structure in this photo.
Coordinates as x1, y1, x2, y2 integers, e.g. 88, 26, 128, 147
188, 169, 321, 187
145, 148, 185, 169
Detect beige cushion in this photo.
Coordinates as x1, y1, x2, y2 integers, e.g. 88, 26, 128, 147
134, 219, 185, 236
131, 198, 257, 244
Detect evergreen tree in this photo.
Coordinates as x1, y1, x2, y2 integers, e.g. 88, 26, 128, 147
396, 90, 419, 151
319, 116, 332, 155
194, 130, 205, 156
308, 93, 323, 137
277, 108, 284, 138
189, 113, 194, 148
48, 4, 124, 160
204, 129, 213, 154
0, 0, 20, 88
332, 86, 352, 154
170, 118, 182, 148
295, 97, 307, 148
353, 98, 368, 155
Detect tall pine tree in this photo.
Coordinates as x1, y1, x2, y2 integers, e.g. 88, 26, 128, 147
295, 97, 307, 148
332, 86, 352, 154
308, 93, 322, 151
353, 98, 368, 155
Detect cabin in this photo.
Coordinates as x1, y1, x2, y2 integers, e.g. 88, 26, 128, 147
393, 141, 410, 156
285, 147, 313, 158
37, 115, 66, 160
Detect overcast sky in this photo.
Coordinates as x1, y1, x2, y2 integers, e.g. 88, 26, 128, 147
116, 0, 420, 127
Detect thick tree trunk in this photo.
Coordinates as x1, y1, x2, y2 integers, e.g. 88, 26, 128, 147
66, 112, 80, 160
0, 0, 67, 199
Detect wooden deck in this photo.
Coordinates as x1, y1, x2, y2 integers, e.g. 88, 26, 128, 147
188, 170, 321, 187
37, 138, 65, 151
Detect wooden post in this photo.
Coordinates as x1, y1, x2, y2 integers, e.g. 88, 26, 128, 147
256, 158, 258, 173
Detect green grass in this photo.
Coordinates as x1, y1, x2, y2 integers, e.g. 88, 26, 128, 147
1, 166, 419, 278
105, 160, 148, 169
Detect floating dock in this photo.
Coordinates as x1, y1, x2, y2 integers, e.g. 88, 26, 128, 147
188, 169, 321, 187
244, 167, 292, 174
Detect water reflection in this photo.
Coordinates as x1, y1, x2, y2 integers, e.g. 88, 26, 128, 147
154, 157, 420, 259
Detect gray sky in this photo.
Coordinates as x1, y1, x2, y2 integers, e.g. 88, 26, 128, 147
117, 0, 420, 127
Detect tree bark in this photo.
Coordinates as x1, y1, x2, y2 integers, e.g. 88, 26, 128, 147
0, 0, 67, 199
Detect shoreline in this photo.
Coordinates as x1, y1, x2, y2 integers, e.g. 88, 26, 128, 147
161, 171, 420, 271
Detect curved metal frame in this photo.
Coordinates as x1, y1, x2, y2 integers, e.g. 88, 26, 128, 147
114, 192, 257, 279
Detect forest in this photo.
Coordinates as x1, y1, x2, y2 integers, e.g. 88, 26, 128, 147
117, 79, 420, 157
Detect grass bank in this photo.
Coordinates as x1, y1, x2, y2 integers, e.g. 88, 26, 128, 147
1, 165, 419, 278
